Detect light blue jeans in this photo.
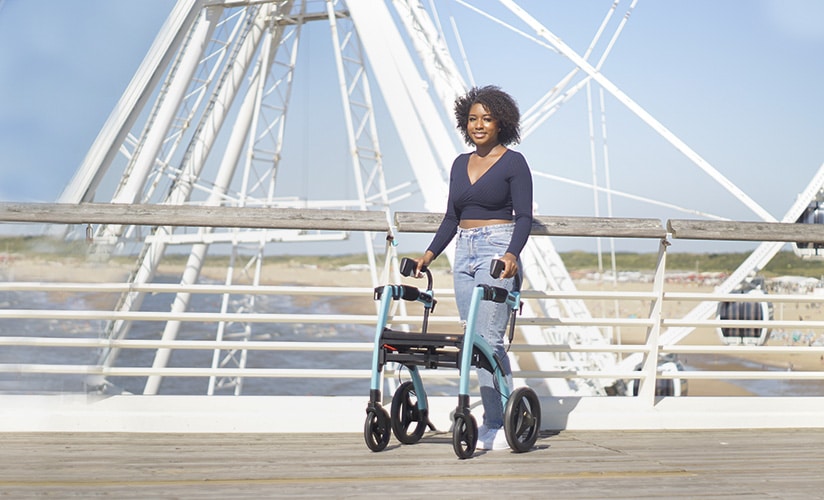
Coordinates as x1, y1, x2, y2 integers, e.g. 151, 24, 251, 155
453, 223, 520, 429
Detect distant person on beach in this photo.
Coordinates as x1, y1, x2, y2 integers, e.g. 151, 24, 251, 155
411, 85, 533, 451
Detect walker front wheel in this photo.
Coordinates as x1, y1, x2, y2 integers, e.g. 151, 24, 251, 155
364, 406, 391, 452
504, 387, 541, 452
451, 413, 477, 459
390, 381, 427, 444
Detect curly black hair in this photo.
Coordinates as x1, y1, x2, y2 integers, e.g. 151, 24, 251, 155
454, 85, 521, 147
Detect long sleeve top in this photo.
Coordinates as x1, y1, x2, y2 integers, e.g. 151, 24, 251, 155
427, 149, 533, 258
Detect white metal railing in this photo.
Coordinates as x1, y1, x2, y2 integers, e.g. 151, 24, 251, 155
3, 282, 824, 390
4, 203, 824, 431
4, 262, 824, 382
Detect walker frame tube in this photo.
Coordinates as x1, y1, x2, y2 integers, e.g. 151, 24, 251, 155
458, 285, 521, 412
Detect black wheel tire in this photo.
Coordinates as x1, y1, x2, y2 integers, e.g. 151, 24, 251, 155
364, 407, 391, 452
390, 381, 427, 444
504, 387, 541, 453
452, 413, 478, 459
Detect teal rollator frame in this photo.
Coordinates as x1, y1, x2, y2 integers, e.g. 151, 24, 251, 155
363, 258, 541, 459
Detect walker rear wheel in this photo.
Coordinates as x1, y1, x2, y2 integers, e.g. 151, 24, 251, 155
451, 413, 477, 459
390, 381, 427, 444
364, 406, 391, 452
504, 387, 541, 453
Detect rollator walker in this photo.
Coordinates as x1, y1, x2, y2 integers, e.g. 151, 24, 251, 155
364, 257, 541, 459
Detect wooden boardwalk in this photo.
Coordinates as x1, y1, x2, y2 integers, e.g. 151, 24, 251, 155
1, 429, 823, 498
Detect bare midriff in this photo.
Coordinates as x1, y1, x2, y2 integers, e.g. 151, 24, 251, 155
459, 219, 512, 229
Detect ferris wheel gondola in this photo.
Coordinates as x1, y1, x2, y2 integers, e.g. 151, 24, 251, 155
716, 281, 774, 346
793, 200, 824, 259
626, 354, 688, 397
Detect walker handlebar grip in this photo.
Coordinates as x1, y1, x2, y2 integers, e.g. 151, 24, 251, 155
400, 284, 420, 302
400, 257, 424, 277
479, 284, 510, 304
490, 259, 505, 279
373, 284, 424, 302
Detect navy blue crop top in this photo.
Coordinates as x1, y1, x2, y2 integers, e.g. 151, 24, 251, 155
427, 149, 533, 258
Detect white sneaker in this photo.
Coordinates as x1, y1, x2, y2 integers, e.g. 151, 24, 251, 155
477, 424, 490, 439
476, 427, 509, 451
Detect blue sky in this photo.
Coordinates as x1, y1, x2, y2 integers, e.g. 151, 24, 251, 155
0, 1, 823, 252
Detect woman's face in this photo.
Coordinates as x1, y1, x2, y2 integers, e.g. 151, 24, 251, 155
466, 102, 500, 148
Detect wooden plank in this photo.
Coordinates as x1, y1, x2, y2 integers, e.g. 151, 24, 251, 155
395, 211, 666, 238
0, 430, 822, 497
669, 219, 824, 242
0, 202, 390, 232
530, 215, 666, 238
393, 211, 444, 232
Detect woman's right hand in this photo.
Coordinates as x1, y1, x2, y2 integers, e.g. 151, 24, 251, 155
412, 251, 435, 279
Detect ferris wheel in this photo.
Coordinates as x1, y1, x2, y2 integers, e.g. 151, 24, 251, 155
57, 1, 824, 396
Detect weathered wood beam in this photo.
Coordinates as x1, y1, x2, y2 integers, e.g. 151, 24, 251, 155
9, 203, 822, 243
394, 211, 667, 238
668, 219, 824, 243
0, 202, 390, 232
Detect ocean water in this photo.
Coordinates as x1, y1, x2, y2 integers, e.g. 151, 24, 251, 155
680, 354, 824, 397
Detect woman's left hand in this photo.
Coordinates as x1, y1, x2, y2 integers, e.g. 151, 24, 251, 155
497, 253, 519, 279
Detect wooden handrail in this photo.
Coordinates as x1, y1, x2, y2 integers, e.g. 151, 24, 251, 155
5, 202, 824, 243
395, 211, 666, 238
667, 219, 824, 243
0, 202, 390, 232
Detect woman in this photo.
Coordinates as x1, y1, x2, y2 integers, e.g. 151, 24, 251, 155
412, 85, 533, 451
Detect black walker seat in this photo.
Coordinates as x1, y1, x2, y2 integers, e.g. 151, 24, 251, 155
378, 329, 463, 370
378, 328, 498, 376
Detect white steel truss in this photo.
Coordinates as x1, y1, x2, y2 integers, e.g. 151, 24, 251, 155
68, 1, 401, 395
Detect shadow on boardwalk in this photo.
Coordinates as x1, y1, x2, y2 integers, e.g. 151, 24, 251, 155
1, 429, 823, 498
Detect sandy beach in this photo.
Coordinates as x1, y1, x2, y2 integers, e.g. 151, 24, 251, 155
4, 253, 824, 397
